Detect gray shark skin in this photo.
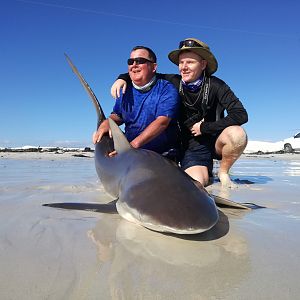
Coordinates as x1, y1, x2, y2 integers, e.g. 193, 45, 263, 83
98, 119, 219, 234
65, 54, 220, 234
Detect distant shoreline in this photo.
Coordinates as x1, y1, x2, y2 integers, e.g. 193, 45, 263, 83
0, 150, 94, 160
1, 150, 300, 161
0, 146, 93, 153
242, 152, 300, 160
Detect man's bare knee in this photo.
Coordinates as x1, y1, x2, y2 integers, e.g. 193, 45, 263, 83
216, 126, 247, 155
230, 126, 247, 148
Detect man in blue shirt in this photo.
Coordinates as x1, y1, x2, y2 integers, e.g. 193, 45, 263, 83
93, 46, 180, 157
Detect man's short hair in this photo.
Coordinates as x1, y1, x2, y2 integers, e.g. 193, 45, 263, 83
131, 46, 157, 63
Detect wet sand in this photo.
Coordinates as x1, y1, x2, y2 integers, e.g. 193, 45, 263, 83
0, 152, 300, 299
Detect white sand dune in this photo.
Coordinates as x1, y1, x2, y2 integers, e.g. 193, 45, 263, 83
244, 140, 284, 153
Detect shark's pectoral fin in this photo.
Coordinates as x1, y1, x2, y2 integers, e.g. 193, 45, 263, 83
211, 194, 265, 210
108, 118, 132, 154
190, 178, 261, 210
43, 200, 118, 214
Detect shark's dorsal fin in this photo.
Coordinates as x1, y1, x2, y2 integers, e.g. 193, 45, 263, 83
108, 118, 132, 154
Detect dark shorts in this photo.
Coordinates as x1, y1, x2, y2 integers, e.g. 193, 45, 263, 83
180, 136, 221, 175
162, 148, 181, 164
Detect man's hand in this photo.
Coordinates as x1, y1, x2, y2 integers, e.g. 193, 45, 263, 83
190, 119, 204, 136
111, 79, 127, 99
108, 150, 117, 157
92, 119, 111, 144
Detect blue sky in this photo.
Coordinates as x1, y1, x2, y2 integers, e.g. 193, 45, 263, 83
1, 0, 300, 148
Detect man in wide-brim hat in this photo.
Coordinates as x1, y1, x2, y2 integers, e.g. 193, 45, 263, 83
111, 38, 248, 188
166, 38, 248, 188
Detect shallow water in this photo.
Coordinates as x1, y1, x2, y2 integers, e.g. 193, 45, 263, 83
0, 155, 300, 299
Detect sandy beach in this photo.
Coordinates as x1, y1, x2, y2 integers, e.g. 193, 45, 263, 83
1, 152, 300, 299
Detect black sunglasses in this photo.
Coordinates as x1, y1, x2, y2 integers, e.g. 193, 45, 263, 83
127, 57, 154, 65
179, 40, 203, 49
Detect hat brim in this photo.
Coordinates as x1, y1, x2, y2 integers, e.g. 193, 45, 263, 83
168, 47, 218, 75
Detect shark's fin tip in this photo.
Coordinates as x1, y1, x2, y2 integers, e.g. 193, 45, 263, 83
108, 118, 132, 154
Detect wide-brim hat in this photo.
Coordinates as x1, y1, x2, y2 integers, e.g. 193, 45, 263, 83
168, 38, 218, 75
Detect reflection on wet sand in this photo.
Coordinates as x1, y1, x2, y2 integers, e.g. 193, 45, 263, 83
284, 161, 300, 176
88, 212, 250, 299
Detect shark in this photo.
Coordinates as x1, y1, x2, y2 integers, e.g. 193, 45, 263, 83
45, 54, 253, 235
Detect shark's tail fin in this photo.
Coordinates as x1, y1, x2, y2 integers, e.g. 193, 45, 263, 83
64, 53, 105, 128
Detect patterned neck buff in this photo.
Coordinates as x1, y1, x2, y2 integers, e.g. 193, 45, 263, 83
132, 76, 157, 92
181, 76, 203, 92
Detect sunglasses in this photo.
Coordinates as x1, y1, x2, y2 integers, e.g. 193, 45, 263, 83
179, 40, 203, 49
127, 57, 154, 65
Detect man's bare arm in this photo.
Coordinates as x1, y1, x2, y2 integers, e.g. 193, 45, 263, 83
130, 116, 171, 148
92, 113, 123, 144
